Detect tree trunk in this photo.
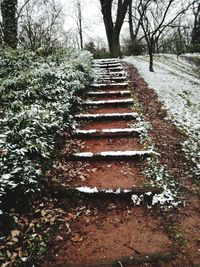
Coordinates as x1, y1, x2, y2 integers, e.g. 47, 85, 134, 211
100, 0, 131, 58
113, 33, 121, 58
1, 0, 18, 48
149, 51, 154, 72
129, 1, 135, 44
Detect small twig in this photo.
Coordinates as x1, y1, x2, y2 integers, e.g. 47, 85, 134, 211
117, 261, 124, 267
127, 246, 141, 255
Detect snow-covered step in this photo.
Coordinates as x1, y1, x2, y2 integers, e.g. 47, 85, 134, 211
95, 76, 126, 81
52, 186, 161, 200
75, 112, 139, 121
93, 63, 121, 68
86, 90, 131, 96
82, 98, 134, 106
94, 71, 126, 76
109, 67, 124, 71
93, 59, 119, 63
91, 82, 128, 87
70, 150, 154, 160
74, 127, 144, 137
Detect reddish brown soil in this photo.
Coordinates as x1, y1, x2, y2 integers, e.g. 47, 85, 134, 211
126, 64, 200, 265
43, 204, 172, 267
91, 95, 132, 101
44, 62, 200, 267
80, 120, 132, 130
87, 107, 133, 114
81, 136, 143, 153
91, 85, 128, 91
52, 161, 147, 189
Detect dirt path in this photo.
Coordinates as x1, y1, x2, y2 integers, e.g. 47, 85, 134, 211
43, 60, 200, 266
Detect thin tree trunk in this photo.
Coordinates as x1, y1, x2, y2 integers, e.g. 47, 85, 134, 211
149, 49, 154, 72
129, 1, 135, 45
78, 0, 83, 49
1, 0, 18, 48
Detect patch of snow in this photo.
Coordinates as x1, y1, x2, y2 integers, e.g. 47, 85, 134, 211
75, 128, 144, 135
84, 99, 133, 105
76, 186, 98, 193
91, 82, 128, 87
131, 194, 143, 205
75, 129, 97, 134
74, 152, 93, 157
86, 90, 131, 95
100, 150, 154, 156
75, 112, 139, 118
102, 127, 144, 133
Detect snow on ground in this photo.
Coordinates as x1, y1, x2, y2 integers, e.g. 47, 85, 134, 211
124, 54, 200, 174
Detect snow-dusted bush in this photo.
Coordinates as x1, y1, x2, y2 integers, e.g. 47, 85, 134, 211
0, 48, 93, 214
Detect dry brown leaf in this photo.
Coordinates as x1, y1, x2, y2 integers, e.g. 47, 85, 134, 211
6, 250, 11, 258
11, 230, 20, 238
55, 235, 63, 241
11, 252, 18, 261
71, 233, 83, 242
11, 237, 19, 243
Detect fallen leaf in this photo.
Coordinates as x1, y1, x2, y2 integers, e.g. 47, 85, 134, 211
55, 235, 63, 241
71, 233, 83, 242
11, 230, 20, 238
6, 250, 11, 258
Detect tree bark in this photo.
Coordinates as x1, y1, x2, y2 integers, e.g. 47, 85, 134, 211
129, 1, 135, 45
1, 0, 18, 48
100, 0, 131, 57
149, 51, 154, 72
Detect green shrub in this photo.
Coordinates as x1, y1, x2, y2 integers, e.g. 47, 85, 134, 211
0, 48, 93, 216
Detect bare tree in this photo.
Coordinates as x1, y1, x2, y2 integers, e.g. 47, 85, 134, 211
136, 0, 196, 71
18, 0, 65, 51
0, 0, 18, 48
99, 0, 131, 58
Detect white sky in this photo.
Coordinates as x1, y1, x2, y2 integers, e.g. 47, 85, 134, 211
59, 0, 107, 46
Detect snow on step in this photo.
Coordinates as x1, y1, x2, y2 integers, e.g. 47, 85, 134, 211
74, 128, 144, 137
83, 98, 133, 106
75, 127, 144, 135
93, 63, 121, 68
71, 150, 155, 159
91, 82, 128, 87
95, 76, 126, 81
75, 186, 160, 195
86, 90, 131, 96
93, 59, 119, 63
93, 70, 126, 76
75, 112, 139, 120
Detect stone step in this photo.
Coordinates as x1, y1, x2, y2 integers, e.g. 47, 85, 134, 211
82, 99, 134, 106
75, 112, 139, 121
74, 128, 143, 138
86, 90, 131, 97
69, 150, 154, 160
